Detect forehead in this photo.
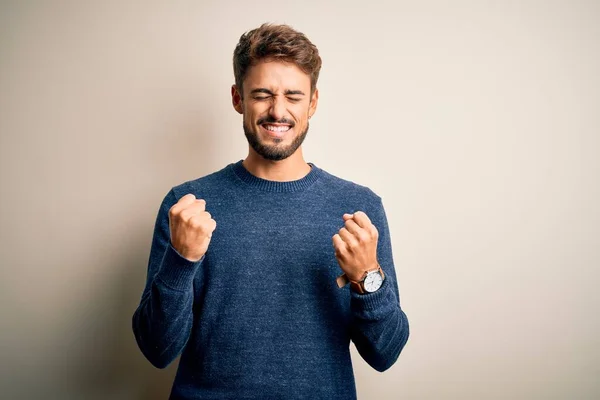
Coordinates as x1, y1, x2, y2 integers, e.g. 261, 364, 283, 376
243, 59, 311, 92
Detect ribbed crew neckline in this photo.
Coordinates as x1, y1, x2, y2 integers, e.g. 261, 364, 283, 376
230, 159, 322, 192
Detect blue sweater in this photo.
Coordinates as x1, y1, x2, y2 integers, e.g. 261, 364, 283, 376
132, 160, 409, 399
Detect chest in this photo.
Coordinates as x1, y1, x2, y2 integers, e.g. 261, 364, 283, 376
197, 198, 346, 289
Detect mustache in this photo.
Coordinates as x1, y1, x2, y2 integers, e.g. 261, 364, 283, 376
257, 117, 295, 126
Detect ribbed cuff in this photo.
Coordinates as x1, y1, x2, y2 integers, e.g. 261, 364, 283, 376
350, 278, 397, 318
155, 243, 204, 291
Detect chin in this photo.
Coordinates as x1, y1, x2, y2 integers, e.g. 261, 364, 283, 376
244, 120, 308, 161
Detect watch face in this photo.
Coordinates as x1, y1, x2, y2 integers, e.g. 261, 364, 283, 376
364, 271, 383, 293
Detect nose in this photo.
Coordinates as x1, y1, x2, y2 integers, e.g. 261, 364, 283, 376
269, 95, 286, 121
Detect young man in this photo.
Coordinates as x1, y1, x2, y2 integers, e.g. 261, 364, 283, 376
132, 23, 409, 399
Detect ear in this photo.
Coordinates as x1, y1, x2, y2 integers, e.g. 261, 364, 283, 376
231, 85, 243, 114
308, 88, 319, 119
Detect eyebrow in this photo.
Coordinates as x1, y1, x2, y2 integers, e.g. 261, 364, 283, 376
250, 88, 306, 96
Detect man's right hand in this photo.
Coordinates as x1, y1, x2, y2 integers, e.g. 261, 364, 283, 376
168, 194, 217, 262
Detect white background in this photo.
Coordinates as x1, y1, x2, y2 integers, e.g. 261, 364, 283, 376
1, 1, 598, 398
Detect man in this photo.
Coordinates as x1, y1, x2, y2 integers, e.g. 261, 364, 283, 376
132, 23, 409, 399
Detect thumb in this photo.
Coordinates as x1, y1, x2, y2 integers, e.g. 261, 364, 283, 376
343, 213, 354, 220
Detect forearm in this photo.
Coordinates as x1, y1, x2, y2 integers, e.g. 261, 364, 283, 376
349, 278, 409, 372
132, 243, 203, 369
348, 194, 410, 371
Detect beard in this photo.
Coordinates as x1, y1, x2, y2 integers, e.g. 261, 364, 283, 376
243, 119, 309, 161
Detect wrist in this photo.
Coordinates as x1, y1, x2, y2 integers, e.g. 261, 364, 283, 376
344, 264, 386, 294
346, 262, 379, 282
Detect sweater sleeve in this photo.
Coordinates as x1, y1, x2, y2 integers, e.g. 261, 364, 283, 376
132, 188, 205, 369
349, 196, 410, 372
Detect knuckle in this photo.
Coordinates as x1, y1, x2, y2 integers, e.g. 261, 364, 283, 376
180, 194, 195, 205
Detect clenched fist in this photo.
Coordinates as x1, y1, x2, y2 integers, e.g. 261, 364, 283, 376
169, 193, 217, 262
332, 211, 379, 282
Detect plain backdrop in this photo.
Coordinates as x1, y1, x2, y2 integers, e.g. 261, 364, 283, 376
1, 1, 599, 399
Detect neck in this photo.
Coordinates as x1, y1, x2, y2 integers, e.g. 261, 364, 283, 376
243, 149, 311, 181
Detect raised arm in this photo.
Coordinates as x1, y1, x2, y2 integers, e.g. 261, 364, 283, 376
131, 189, 214, 368
347, 197, 410, 372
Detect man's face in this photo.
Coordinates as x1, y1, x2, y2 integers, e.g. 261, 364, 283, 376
232, 59, 318, 161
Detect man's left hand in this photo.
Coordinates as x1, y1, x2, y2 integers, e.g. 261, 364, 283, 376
332, 211, 379, 282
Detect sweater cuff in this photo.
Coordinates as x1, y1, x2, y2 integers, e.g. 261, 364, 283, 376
156, 243, 204, 291
350, 277, 398, 319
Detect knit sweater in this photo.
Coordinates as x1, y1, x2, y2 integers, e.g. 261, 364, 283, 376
132, 160, 409, 399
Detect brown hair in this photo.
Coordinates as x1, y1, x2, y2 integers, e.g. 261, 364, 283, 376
233, 23, 322, 98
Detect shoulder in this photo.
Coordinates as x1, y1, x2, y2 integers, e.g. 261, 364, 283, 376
317, 165, 382, 203
316, 165, 388, 228
155, 163, 233, 210
170, 163, 233, 199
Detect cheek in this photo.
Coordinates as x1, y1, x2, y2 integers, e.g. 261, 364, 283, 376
242, 110, 258, 125
248, 107, 270, 123
292, 111, 309, 126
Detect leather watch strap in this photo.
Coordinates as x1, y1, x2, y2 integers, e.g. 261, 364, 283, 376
350, 280, 366, 294
336, 264, 384, 293
336, 273, 364, 293
336, 274, 350, 288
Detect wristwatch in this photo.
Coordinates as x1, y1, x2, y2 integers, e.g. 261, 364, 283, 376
336, 264, 385, 294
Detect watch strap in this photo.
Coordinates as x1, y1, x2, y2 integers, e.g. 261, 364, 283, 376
336, 274, 350, 288
350, 280, 366, 294
336, 264, 385, 293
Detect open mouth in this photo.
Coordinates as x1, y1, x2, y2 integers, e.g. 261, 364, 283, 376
261, 124, 292, 138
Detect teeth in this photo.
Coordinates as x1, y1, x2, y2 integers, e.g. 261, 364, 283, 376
264, 125, 290, 132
